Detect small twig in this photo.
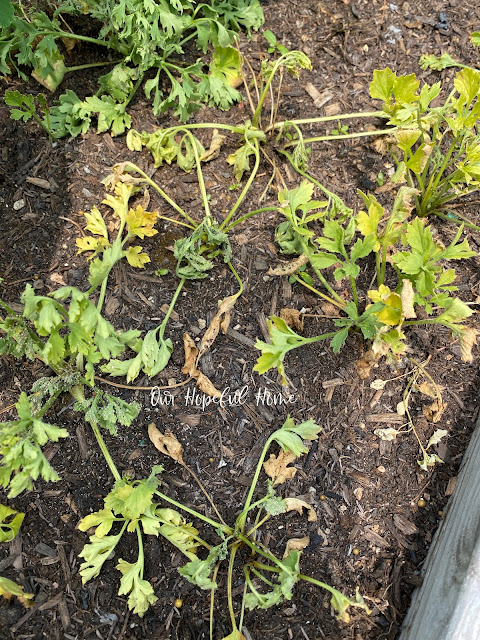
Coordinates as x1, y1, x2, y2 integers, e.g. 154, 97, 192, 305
94, 375, 192, 391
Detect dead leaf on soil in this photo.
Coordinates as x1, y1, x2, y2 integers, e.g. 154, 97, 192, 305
423, 399, 448, 423
459, 327, 478, 363
401, 279, 416, 318
61, 37, 77, 55
284, 497, 317, 522
280, 308, 304, 332
101, 163, 145, 190
198, 295, 238, 359
283, 536, 310, 558
148, 423, 185, 465
263, 450, 297, 486
199, 129, 225, 163
268, 254, 309, 277
355, 349, 381, 379
181, 334, 221, 398
50, 273, 67, 286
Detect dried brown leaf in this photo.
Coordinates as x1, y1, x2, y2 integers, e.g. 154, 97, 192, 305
459, 327, 478, 363
148, 423, 185, 464
268, 254, 309, 277
355, 349, 381, 379
423, 399, 448, 423
199, 130, 225, 163
280, 308, 304, 332
283, 536, 310, 558
417, 382, 437, 398
198, 295, 237, 359
181, 333, 222, 398
284, 497, 317, 522
263, 450, 297, 486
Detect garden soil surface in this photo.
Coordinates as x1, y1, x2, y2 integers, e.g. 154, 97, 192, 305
1, 1, 480, 639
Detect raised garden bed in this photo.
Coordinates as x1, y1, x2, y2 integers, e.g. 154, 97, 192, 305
1, 1, 480, 639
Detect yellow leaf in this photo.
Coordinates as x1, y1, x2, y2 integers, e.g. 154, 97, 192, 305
126, 246, 150, 268
103, 182, 139, 222
76, 236, 110, 256
148, 424, 185, 464
82, 205, 109, 238
284, 497, 317, 522
125, 205, 159, 239
263, 450, 297, 486
0, 577, 34, 607
368, 285, 402, 326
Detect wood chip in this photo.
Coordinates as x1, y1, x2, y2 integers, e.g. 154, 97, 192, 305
324, 102, 342, 116
393, 514, 419, 536
347, 470, 376, 488
366, 413, 405, 424
445, 476, 457, 496
322, 378, 344, 389
304, 83, 333, 109
26, 177, 51, 189
363, 527, 390, 548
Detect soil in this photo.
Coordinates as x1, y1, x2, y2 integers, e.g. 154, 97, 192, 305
1, 1, 480, 639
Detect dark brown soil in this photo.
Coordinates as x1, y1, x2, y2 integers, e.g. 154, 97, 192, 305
1, 1, 480, 639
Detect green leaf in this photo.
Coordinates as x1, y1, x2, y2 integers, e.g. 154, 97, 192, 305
227, 141, 256, 182
0, 0, 14, 27
329, 327, 349, 353
81, 95, 132, 136
419, 53, 460, 71
393, 74, 419, 104
472, 32, 480, 46
104, 476, 158, 522
207, 46, 243, 110
0, 505, 24, 542
271, 416, 322, 456
178, 542, 227, 590
74, 391, 140, 435
369, 68, 396, 103
330, 586, 371, 622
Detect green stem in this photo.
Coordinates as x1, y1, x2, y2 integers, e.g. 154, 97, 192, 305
64, 60, 122, 73
34, 388, 63, 418
45, 30, 112, 48
300, 240, 347, 307
124, 72, 145, 109
220, 138, 260, 230
159, 278, 185, 340
290, 275, 345, 310
298, 572, 344, 598
224, 207, 277, 233
182, 130, 212, 224
136, 524, 144, 577
246, 513, 271, 536
89, 418, 122, 482
268, 111, 386, 132
435, 210, 480, 231
282, 128, 395, 148
153, 489, 231, 533
227, 544, 241, 633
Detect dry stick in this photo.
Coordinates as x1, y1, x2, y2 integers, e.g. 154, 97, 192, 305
94, 375, 192, 391
181, 461, 227, 527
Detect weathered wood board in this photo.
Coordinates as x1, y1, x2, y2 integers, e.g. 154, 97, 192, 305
399, 412, 480, 640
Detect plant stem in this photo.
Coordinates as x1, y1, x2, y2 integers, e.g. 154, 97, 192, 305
283, 128, 395, 148
220, 138, 260, 230
291, 275, 346, 310
224, 207, 277, 233
89, 418, 122, 482
159, 278, 185, 340
300, 240, 347, 307
124, 163, 198, 227
227, 544, 240, 633
64, 60, 122, 73
268, 110, 386, 132
153, 489, 231, 533
434, 211, 480, 231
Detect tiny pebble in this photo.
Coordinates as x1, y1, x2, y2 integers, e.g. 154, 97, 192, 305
438, 510, 444, 517
174, 598, 183, 608
417, 499, 426, 508
13, 199, 25, 211
352, 548, 360, 555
